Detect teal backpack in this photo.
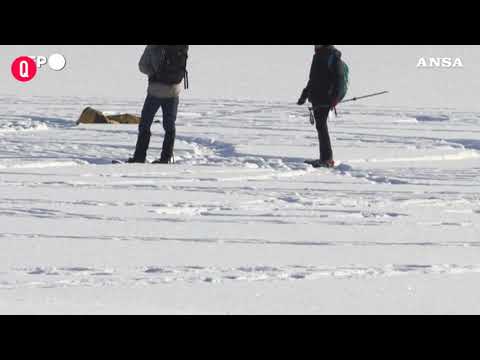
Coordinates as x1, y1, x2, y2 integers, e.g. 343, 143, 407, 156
329, 55, 350, 102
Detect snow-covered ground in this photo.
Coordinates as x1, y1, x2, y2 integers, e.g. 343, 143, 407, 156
1, 95, 479, 314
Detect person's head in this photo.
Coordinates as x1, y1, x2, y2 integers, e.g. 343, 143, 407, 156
314, 45, 332, 52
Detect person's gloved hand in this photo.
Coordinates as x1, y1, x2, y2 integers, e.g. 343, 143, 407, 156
297, 97, 307, 106
331, 97, 340, 109
297, 89, 308, 106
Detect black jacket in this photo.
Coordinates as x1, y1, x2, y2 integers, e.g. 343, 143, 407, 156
300, 46, 342, 106
140, 45, 189, 85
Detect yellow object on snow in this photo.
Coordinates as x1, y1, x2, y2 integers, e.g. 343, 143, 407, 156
77, 107, 141, 125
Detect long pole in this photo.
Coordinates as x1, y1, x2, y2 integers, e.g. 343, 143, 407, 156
340, 91, 390, 104
308, 91, 390, 124
310, 91, 390, 110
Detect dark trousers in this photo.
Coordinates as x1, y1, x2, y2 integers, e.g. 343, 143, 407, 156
134, 95, 179, 162
314, 107, 333, 162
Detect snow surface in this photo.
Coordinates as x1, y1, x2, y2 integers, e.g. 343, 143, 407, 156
1, 95, 480, 314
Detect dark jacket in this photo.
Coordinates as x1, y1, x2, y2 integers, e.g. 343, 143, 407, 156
300, 46, 343, 106
139, 45, 183, 98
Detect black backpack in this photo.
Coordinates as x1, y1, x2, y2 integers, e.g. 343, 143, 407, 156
151, 45, 189, 89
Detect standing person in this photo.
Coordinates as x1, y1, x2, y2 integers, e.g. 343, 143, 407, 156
297, 45, 343, 168
128, 45, 189, 164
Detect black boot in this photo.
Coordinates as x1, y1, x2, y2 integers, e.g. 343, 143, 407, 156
152, 158, 170, 164
127, 157, 146, 164
306, 159, 335, 168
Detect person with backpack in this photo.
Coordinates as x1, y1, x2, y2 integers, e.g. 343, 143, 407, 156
297, 45, 346, 168
128, 45, 189, 164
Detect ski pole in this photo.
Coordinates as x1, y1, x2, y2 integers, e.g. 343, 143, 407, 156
340, 91, 390, 104
307, 91, 389, 124
309, 91, 390, 111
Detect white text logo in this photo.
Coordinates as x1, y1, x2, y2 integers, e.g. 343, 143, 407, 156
417, 57, 464, 68
29, 53, 67, 71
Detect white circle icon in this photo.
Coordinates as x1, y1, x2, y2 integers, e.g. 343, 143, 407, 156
48, 53, 66, 71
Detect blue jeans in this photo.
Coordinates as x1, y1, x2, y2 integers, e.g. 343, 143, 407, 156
133, 95, 179, 162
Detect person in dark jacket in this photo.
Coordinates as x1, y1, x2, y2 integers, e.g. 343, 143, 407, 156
298, 45, 343, 168
128, 45, 188, 164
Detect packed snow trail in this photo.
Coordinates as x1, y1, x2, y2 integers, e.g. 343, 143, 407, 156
1, 96, 480, 314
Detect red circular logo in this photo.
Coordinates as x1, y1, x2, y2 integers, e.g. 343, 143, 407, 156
11, 56, 37, 82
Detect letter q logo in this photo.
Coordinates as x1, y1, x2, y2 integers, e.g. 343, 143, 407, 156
11, 56, 37, 82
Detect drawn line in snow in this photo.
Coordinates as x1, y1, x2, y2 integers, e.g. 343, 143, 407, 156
3, 233, 480, 248
7, 263, 480, 289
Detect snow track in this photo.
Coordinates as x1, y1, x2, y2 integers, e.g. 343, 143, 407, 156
1, 97, 480, 314
2, 263, 480, 291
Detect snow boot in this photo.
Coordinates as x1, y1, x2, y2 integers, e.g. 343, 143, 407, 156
152, 158, 170, 164
127, 157, 146, 164
322, 160, 335, 168
306, 159, 335, 168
